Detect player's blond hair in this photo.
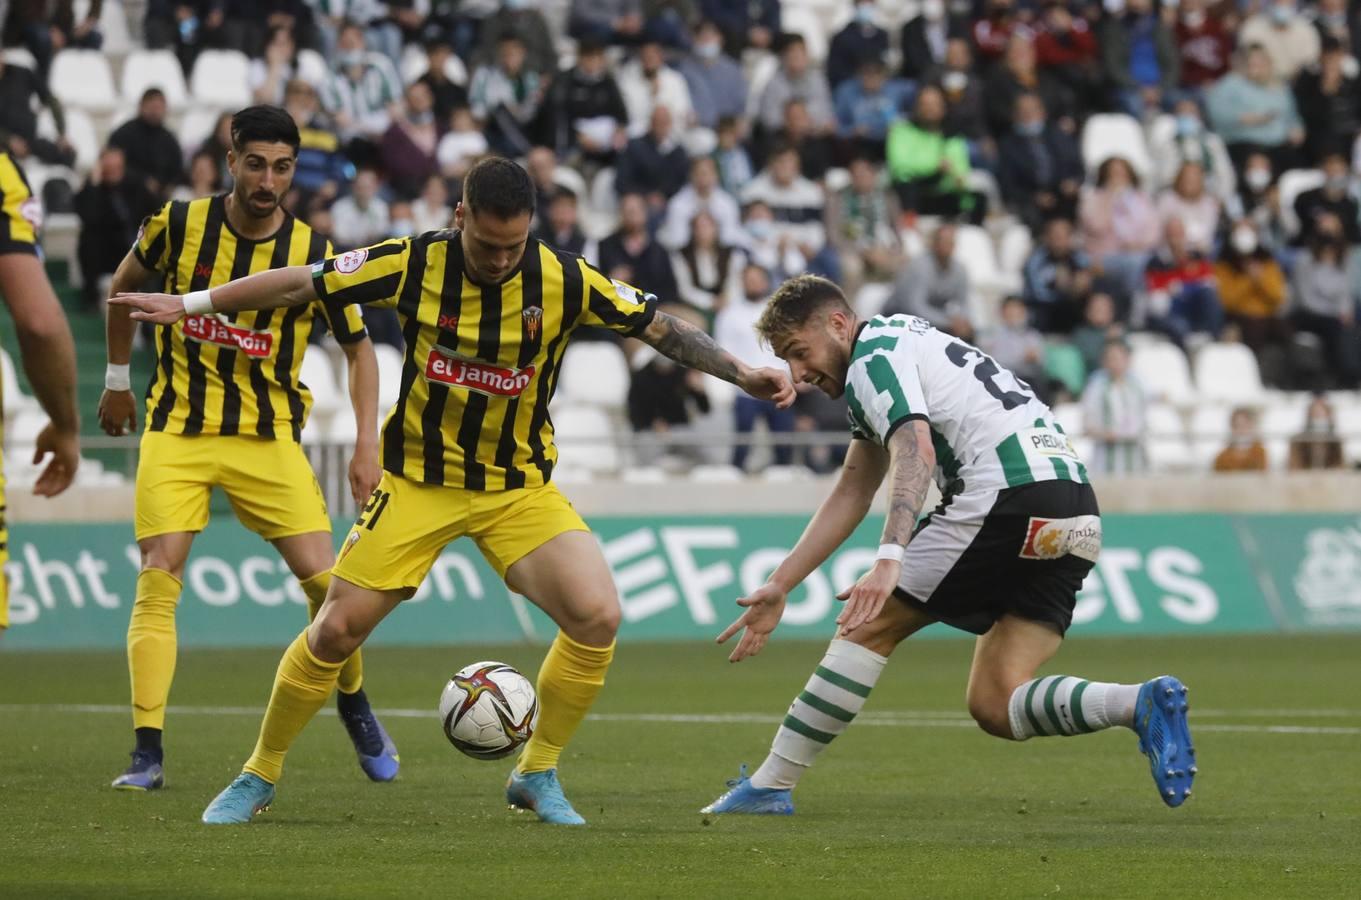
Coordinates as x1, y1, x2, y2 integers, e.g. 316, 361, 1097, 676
754, 274, 854, 352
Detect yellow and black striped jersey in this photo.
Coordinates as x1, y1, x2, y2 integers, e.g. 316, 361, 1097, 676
0, 151, 41, 256
311, 231, 656, 489
134, 194, 367, 441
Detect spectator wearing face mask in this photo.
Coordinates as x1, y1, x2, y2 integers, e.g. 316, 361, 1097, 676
740, 199, 805, 283
320, 21, 404, 144
1240, 0, 1322, 83
1293, 38, 1361, 166
901, 0, 964, 82
1311, 0, 1358, 54
928, 38, 990, 150
1214, 408, 1269, 472
619, 40, 695, 138
1216, 220, 1292, 382
678, 20, 748, 130
984, 32, 1075, 139
1150, 98, 1236, 206
1174, 0, 1235, 95
828, 0, 890, 90
1289, 395, 1345, 469
998, 91, 1084, 231
1293, 148, 1361, 245
1098, 0, 1180, 120
1234, 152, 1293, 258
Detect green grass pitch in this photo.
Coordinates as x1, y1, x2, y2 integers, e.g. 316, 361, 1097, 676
2, 634, 1358, 898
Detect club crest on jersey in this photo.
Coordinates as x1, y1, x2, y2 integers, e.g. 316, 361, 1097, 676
335, 248, 368, 274
522, 305, 543, 341
1020, 515, 1102, 562
425, 348, 534, 397
182, 314, 274, 358
337, 530, 361, 563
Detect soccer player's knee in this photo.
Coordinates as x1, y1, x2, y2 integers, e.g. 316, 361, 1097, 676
966, 688, 1014, 739
562, 597, 620, 647
308, 609, 364, 661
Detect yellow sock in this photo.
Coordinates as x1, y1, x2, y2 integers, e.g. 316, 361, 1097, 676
517, 631, 615, 774
127, 567, 183, 730
243, 630, 343, 784
300, 569, 363, 695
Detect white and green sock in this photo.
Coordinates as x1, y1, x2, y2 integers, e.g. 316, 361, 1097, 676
750, 639, 888, 790
1007, 676, 1141, 740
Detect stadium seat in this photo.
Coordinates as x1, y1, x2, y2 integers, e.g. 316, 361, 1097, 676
297, 48, 330, 86
177, 107, 222, 156
1189, 404, 1232, 441
1333, 401, 1361, 441
1145, 403, 1186, 440
588, 167, 619, 233
556, 342, 630, 411
1147, 436, 1193, 472
3, 46, 37, 69
1277, 169, 1325, 239
1, 348, 35, 417
1051, 401, 1083, 435
745, 54, 781, 116
399, 42, 469, 86
1080, 114, 1153, 184
689, 464, 744, 482
74, 0, 131, 56
1191, 437, 1225, 471
1130, 340, 1195, 405
1261, 398, 1306, 439
621, 466, 667, 484
373, 343, 405, 411
998, 223, 1033, 275
36, 107, 98, 173
120, 49, 189, 107
190, 50, 253, 108
300, 350, 341, 417
552, 405, 619, 472
551, 165, 589, 202
7, 408, 48, 446
1192, 342, 1264, 404
855, 282, 892, 318
952, 224, 1020, 298
824, 167, 850, 194
779, 8, 829, 61
761, 465, 814, 481
326, 410, 364, 444
49, 49, 117, 111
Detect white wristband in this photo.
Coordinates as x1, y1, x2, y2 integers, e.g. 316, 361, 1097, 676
105, 363, 131, 391
183, 289, 215, 315
876, 543, 905, 563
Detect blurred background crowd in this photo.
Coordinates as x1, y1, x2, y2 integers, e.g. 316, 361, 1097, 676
3, 0, 1360, 482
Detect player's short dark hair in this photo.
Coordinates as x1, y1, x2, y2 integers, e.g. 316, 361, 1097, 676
231, 105, 301, 154
755, 275, 854, 351
463, 157, 536, 220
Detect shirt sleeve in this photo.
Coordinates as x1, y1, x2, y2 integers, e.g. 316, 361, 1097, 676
133, 201, 174, 272
310, 238, 411, 310
843, 347, 929, 445
312, 239, 369, 344
575, 257, 658, 337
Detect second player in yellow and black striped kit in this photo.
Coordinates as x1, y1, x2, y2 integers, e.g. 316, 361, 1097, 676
113, 157, 795, 825
99, 106, 399, 791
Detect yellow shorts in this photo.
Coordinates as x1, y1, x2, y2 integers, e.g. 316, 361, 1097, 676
332, 471, 589, 591
135, 431, 330, 541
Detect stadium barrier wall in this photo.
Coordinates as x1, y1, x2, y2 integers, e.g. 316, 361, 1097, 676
5, 512, 1359, 650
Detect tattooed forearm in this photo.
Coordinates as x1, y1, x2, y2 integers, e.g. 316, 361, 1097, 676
641, 311, 741, 384
881, 424, 935, 548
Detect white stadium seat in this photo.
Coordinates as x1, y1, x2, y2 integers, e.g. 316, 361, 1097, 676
121, 49, 189, 107
552, 405, 619, 472
74, 0, 132, 56
190, 50, 254, 108
399, 43, 469, 86
3, 46, 37, 69
952, 224, 1020, 300
299, 350, 341, 417
373, 343, 405, 411
47, 108, 99, 173
1081, 114, 1153, 185
1261, 399, 1307, 439
689, 464, 744, 482
1191, 437, 1225, 471
1145, 404, 1185, 440
297, 48, 330, 86
1147, 436, 1193, 472
1189, 404, 1232, 440
556, 342, 630, 411
998, 223, 1033, 276
178, 108, 222, 155
50, 49, 117, 111
1193, 342, 1264, 404
1051, 401, 1083, 435
1, 348, 35, 417
1130, 340, 1194, 405
1277, 169, 1325, 239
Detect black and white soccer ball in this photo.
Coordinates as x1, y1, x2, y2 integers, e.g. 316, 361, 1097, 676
438, 661, 538, 760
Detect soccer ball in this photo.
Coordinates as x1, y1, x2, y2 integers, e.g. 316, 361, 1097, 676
438, 661, 539, 760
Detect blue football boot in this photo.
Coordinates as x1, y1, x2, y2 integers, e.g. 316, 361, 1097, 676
1134, 675, 1197, 807
339, 698, 400, 783
111, 751, 165, 791
700, 765, 795, 816
506, 768, 586, 825
201, 773, 276, 825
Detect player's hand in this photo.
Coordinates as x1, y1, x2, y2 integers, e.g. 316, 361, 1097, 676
348, 441, 382, 507
97, 389, 138, 436
738, 366, 796, 409
836, 559, 900, 634
32, 423, 79, 497
109, 292, 187, 325
716, 582, 787, 662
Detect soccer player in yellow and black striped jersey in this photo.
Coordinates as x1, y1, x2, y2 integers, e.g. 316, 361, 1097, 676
99, 107, 399, 791
0, 151, 81, 636
115, 156, 795, 825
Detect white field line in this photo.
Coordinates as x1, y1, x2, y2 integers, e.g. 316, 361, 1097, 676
1, 704, 1358, 736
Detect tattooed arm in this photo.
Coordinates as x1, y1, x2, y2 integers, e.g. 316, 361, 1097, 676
639, 310, 796, 408
836, 420, 936, 634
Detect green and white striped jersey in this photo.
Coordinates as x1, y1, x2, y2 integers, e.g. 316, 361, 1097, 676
844, 315, 1089, 499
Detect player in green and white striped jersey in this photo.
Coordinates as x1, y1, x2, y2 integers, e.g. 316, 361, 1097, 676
702, 276, 1196, 816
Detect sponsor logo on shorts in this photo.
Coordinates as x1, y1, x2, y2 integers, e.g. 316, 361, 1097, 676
334, 248, 368, 274
425, 348, 534, 397
1020, 515, 1103, 562
337, 530, 360, 564
182, 315, 274, 358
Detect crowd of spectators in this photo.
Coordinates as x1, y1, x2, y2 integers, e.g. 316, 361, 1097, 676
5, 0, 1361, 474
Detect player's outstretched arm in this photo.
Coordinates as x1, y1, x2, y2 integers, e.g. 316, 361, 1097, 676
639, 310, 795, 408
109, 264, 319, 324
98, 250, 157, 436
717, 439, 890, 662
0, 252, 80, 496
837, 420, 935, 635
339, 337, 381, 505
